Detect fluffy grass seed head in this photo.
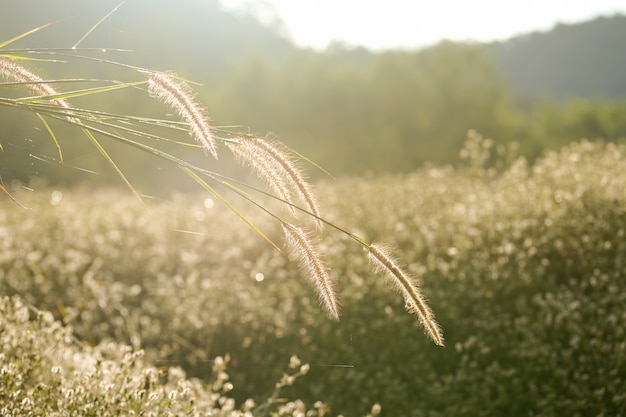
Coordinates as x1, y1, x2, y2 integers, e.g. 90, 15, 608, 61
368, 243, 444, 346
0, 57, 77, 123
147, 71, 218, 159
227, 137, 295, 212
228, 136, 323, 229
282, 222, 339, 320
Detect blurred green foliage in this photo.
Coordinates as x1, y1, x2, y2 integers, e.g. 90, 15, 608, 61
2, 138, 625, 416
2, 3, 626, 188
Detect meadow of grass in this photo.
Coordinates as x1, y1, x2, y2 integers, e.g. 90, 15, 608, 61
2, 136, 625, 416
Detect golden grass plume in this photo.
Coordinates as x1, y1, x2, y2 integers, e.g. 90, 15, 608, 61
282, 222, 339, 320
0, 57, 76, 123
368, 243, 444, 346
227, 135, 323, 229
147, 71, 218, 159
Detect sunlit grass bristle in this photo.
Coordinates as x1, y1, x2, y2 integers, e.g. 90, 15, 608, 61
282, 222, 339, 320
226, 138, 295, 213
368, 243, 444, 346
0, 57, 77, 123
147, 71, 218, 159
227, 135, 323, 229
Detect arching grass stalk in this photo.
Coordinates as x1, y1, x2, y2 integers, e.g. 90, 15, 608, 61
0, 22, 55, 49
0, 25, 443, 345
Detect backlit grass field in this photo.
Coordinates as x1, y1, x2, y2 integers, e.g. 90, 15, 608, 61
2, 139, 625, 416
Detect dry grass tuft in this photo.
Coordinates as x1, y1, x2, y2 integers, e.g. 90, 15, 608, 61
148, 71, 218, 159
368, 243, 444, 346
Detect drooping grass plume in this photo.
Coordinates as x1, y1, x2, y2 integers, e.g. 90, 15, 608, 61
1, 24, 443, 348
251, 137, 322, 226
282, 222, 339, 320
0, 57, 77, 123
227, 135, 323, 229
367, 243, 444, 346
147, 71, 218, 159
227, 136, 294, 212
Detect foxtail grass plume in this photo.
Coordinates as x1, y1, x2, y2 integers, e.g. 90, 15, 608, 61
147, 71, 218, 159
228, 136, 323, 229
0, 58, 77, 123
282, 223, 339, 320
368, 243, 444, 346
227, 137, 294, 213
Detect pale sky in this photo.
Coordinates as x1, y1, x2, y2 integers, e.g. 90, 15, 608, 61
222, 0, 626, 50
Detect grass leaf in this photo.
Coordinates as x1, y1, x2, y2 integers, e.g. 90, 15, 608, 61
35, 113, 63, 163
72, 1, 126, 49
0, 22, 55, 49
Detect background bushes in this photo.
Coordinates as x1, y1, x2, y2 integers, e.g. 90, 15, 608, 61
1, 138, 625, 416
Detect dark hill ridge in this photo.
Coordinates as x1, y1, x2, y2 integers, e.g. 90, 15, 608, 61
489, 14, 626, 100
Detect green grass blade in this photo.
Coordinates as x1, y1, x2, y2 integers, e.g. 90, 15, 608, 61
73, 1, 126, 49
0, 54, 67, 64
0, 22, 55, 49
35, 113, 63, 163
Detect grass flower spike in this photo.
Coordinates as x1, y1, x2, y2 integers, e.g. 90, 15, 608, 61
227, 136, 294, 212
368, 243, 444, 346
227, 135, 323, 229
148, 71, 218, 159
282, 223, 339, 320
0, 58, 77, 123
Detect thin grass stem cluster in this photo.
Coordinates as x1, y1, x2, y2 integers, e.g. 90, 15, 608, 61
0, 23, 442, 345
